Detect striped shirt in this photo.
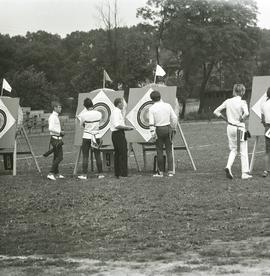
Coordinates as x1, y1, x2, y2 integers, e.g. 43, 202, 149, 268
78, 108, 102, 139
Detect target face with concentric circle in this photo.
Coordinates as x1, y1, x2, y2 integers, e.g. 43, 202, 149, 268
0, 109, 7, 133
93, 102, 111, 130
137, 101, 153, 129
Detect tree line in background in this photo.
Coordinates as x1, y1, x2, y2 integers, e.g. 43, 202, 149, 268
0, 0, 270, 116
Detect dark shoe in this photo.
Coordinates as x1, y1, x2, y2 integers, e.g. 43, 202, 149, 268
224, 168, 233, 179
262, 171, 268, 177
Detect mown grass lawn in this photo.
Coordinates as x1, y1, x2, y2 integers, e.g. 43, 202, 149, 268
1, 121, 270, 275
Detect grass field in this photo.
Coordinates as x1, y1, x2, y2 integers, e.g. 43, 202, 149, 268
1, 121, 270, 275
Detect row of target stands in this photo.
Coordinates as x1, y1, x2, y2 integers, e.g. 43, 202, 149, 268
0, 86, 197, 176
72, 76, 270, 175
73, 85, 197, 175
2, 76, 270, 176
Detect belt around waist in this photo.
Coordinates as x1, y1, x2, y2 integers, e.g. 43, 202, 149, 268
51, 136, 62, 140
155, 124, 170, 128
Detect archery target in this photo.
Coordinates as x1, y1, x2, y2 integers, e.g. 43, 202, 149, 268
137, 101, 153, 129
0, 97, 19, 149
126, 85, 178, 143
249, 76, 270, 136
0, 99, 16, 139
93, 102, 111, 130
0, 109, 7, 132
126, 88, 154, 141
92, 90, 115, 138
74, 88, 124, 146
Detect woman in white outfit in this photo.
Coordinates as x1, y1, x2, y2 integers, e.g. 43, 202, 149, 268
213, 84, 252, 180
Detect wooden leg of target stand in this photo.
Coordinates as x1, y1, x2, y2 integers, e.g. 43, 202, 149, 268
177, 123, 197, 171
172, 142, 175, 174
249, 136, 259, 173
73, 146, 82, 176
13, 139, 17, 176
129, 143, 141, 172
22, 126, 41, 174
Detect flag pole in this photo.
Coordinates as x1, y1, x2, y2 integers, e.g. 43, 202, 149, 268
103, 70, 105, 88
1, 79, 3, 97
154, 72, 157, 84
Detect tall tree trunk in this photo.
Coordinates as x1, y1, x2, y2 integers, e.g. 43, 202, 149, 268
180, 99, 186, 119
198, 62, 214, 114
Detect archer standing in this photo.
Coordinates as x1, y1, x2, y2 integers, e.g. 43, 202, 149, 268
213, 83, 252, 180
47, 101, 65, 181
148, 90, 178, 177
77, 98, 104, 180
110, 98, 133, 178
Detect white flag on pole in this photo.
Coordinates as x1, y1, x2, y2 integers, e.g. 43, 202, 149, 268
104, 70, 112, 82
2, 78, 12, 92
155, 64, 166, 77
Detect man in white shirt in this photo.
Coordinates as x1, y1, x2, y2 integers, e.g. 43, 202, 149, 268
110, 98, 133, 178
148, 90, 178, 177
261, 87, 270, 177
77, 98, 104, 180
213, 83, 252, 180
47, 101, 65, 181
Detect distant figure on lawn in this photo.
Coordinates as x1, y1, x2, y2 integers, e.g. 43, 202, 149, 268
76, 98, 104, 180
110, 97, 133, 179
260, 87, 270, 177
213, 84, 252, 180
149, 90, 178, 177
46, 101, 65, 181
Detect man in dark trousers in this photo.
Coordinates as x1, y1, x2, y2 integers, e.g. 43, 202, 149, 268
149, 90, 178, 177
47, 101, 65, 180
77, 97, 104, 180
110, 98, 133, 178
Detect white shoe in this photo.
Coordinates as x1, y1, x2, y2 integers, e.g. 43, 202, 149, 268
78, 175, 87, 180
153, 172, 164, 177
241, 173, 252, 180
56, 174, 65, 179
168, 173, 174, 177
47, 174, 56, 181
97, 175, 105, 179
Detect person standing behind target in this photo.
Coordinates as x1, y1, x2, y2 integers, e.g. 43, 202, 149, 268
148, 90, 178, 177
110, 98, 133, 178
260, 87, 270, 177
47, 101, 65, 181
77, 98, 104, 180
213, 83, 252, 180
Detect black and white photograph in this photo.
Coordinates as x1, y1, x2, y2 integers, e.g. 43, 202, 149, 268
1, 0, 270, 275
